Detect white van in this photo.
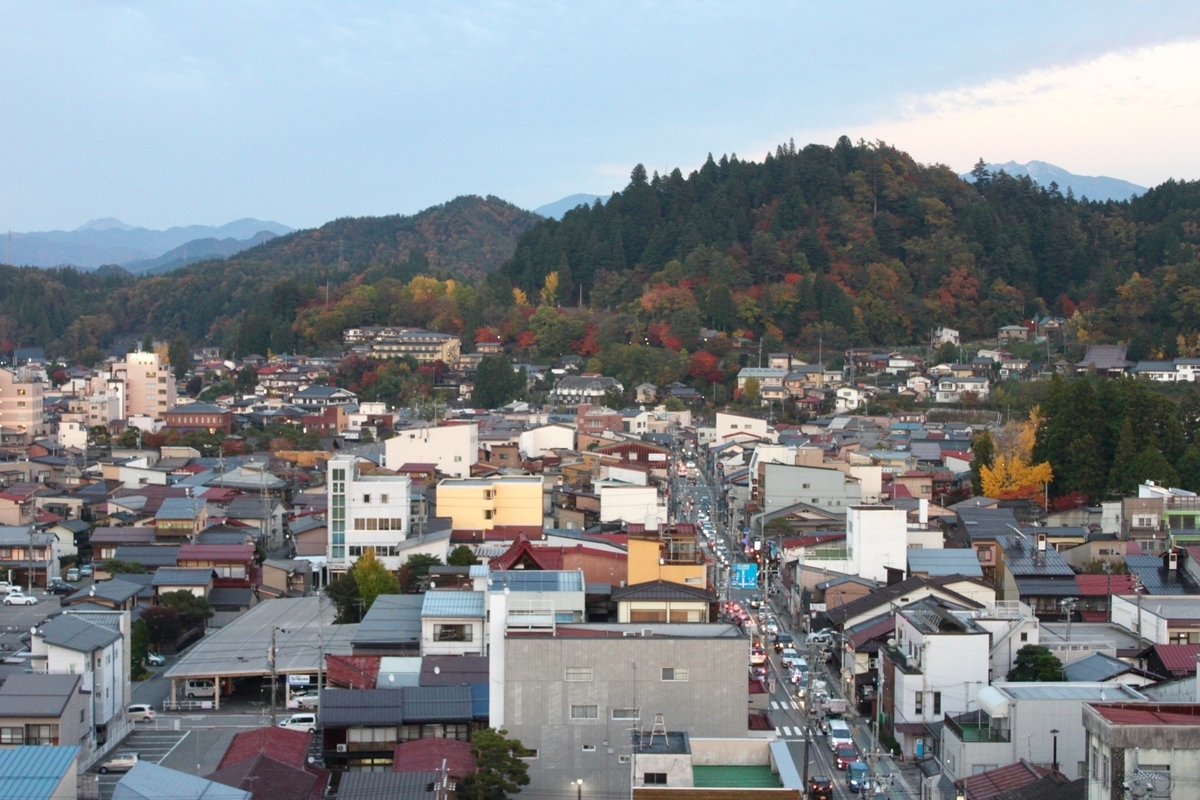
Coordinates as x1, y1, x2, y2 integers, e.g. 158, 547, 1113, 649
279, 713, 317, 733
184, 679, 216, 699
827, 719, 853, 752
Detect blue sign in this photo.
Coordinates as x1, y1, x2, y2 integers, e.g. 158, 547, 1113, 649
732, 563, 759, 589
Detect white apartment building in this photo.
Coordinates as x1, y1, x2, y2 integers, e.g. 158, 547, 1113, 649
327, 455, 412, 575
384, 422, 478, 477
0, 366, 46, 444
713, 412, 771, 447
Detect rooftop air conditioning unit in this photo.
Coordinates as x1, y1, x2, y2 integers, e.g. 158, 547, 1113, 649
337, 744, 347, 753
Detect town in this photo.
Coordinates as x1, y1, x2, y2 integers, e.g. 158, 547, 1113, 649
0, 321, 1196, 800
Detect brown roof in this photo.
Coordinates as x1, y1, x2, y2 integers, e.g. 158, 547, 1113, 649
218, 728, 312, 771
324, 654, 379, 689
392, 738, 476, 780
207, 754, 329, 800
958, 760, 1052, 800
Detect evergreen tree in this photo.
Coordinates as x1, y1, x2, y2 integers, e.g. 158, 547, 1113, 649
970, 430, 995, 496
1007, 645, 1065, 681
474, 354, 520, 409
459, 728, 531, 800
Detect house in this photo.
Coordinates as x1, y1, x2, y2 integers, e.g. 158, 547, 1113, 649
951, 760, 1075, 800
260, 559, 313, 598
334, 773, 443, 800
392, 736, 476, 782
0, 526, 59, 586
114, 761, 251, 800
835, 386, 865, 413
1082, 702, 1200, 799
611, 580, 714, 623
0, 675, 90, 752
62, 578, 144, 611
319, 686, 478, 769
351, 595, 425, 655
934, 327, 960, 346
935, 376, 990, 404
325, 455, 413, 576
154, 497, 208, 539
152, 567, 216, 599
549, 375, 623, 404
634, 383, 658, 403
162, 402, 233, 435
420, 591, 485, 656
176, 544, 255, 584
289, 385, 358, 411
997, 324, 1029, 343
735, 367, 786, 393
1075, 344, 1132, 377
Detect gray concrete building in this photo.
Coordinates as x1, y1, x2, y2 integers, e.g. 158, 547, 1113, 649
760, 463, 862, 518
491, 621, 749, 799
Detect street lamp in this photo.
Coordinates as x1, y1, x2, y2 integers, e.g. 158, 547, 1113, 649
1050, 728, 1059, 773
575, 778, 583, 800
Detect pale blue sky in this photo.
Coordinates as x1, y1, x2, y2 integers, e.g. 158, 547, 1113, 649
3, 1, 1199, 231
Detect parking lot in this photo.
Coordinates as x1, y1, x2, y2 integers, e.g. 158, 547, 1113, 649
92, 726, 193, 799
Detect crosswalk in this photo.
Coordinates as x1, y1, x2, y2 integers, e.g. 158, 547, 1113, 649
769, 699, 803, 710
773, 725, 806, 739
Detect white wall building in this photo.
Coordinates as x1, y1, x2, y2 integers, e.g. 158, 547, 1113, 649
327, 455, 412, 575
713, 412, 770, 447
384, 422, 478, 477
596, 483, 666, 527
518, 423, 576, 459
30, 610, 129, 740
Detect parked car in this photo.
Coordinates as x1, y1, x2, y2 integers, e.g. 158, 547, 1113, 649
127, 705, 156, 723
65, 568, 81, 582
0, 582, 15, 595
3, 592, 37, 606
99, 753, 139, 774
808, 629, 834, 645
144, 652, 166, 667
46, 580, 74, 596
278, 713, 317, 733
79, 564, 93, 577
835, 744, 858, 770
780, 647, 799, 667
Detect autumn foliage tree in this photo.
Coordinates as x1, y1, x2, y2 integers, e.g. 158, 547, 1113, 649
981, 407, 1054, 506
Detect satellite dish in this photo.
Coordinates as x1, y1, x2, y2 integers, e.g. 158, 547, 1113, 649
388, 674, 395, 682
29, 627, 37, 636
887, 638, 897, 647
503, 587, 510, 595
307, 756, 315, 765
434, 666, 441, 675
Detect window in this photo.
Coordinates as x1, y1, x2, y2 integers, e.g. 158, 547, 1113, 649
619, 755, 631, 764
363, 494, 371, 504
483, 510, 494, 520
933, 692, 941, 715
582, 745, 596, 752
612, 708, 640, 720
434, 624, 472, 642
24, 724, 57, 746
1020, 632, 1029, 642
518, 749, 538, 760
454, 456, 463, 462
0, 728, 22, 744
565, 667, 593, 682
914, 692, 923, 715
661, 667, 688, 682
644, 773, 667, 785
380, 494, 388, 504
570, 705, 599, 720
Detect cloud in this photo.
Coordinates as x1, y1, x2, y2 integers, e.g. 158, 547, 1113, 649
799, 39, 1200, 186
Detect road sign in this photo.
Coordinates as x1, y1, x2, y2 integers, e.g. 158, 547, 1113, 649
732, 562, 758, 589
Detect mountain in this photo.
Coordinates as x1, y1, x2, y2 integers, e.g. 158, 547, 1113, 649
5, 218, 294, 269
534, 194, 606, 220
125, 231, 280, 276
959, 160, 1146, 202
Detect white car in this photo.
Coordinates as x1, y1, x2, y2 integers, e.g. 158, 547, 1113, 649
3, 592, 37, 606
145, 652, 166, 667
99, 752, 139, 774
279, 713, 318, 733
127, 704, 156, 723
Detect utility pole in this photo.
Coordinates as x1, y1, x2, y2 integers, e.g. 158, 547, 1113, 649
269, 628, 278, 726
27, 525, 34, 593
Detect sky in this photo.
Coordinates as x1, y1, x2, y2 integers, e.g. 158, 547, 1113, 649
3, 1, 1200, 232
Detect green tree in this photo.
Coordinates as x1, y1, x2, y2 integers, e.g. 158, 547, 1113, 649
1007, 645, 1065, 681
458, 728, 531, 800
474, 354, 521, 409
131, 619, 150, 680
101, 559, 147, 575
399, 553, 444, 593
742, 377, 761, 403
159, 590, 213, 625
448, 545, 480, 567
352, 550, 400, 613
970, 430, 995, 496
168, 336, 191, 378
326, 572, 363, 623
141, 607, 183, 649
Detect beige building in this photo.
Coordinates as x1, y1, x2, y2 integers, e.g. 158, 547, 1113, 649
0, 366, 46, 445
345, 327, 461, 364
435, 476, 543, 531
92, 350, 177, 419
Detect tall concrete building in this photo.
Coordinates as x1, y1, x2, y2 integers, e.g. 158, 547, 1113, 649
327, 455, 412, 576
91, 350, 177, 420
0, 366, 46, 445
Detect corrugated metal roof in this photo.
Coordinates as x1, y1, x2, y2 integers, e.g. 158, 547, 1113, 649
90, 527, 157, 545
218, 728, 311, 771
0, 746, 81, 800
155, 498, 206, 521
319, 685, 473, 726
114, 545, 181, 567
1124, 554, 1199, 595
420, 591, 485, 619
337, 771, 439, 800
114, 760, 251, 800
0, 674, 80, 717
1061, 654, 1136, 682
403, 685, 473, 723
907, 549, 984, 577
1002, 537, 1075, 577
352, 595, 423, 646
1012, 577, 1080, 597
1145, 643, 1200, 674
178, 544, 256, 562
1075, 574, 1138, 596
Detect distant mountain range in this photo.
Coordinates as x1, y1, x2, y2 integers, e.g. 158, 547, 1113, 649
534, 194, 606, 219
959, 160, 1146, 202
4, 217, 293, 270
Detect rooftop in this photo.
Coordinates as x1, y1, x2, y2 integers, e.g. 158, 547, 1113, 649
691, 765, 781, 789
0, 747, 82, 800
420, 591, 485, 619
36, 614, 121, 652
114, 761, 251, 800
352, 594, 423, 647
1088, 702, 1200, 726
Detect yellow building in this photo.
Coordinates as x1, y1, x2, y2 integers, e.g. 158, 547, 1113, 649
626, 529, 707, 588
435, 476, 544, 531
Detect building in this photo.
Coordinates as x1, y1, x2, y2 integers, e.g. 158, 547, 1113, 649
490, 621, 751, 800
384, 423, 479, 478
326, 455, 412, 575
420, 591, 486, 657
162, 402, 232, 434
0, 676, 91, 753
998, 324, 1029, 343
319, 686, 477, 769
550, 375, 624, 404
114, 761, 252, 800
878, 598, 992, 759
1082, 702, 1200, 800
289, 385, 358, 411
435, 476, 543, 533
934, 327, 960, 346
0, 366, 46, 445
941, 682, 1147, 789
0, 526, 60, 587
345, 327, 462, 364
935, 377, 990, 404
94, 350, 177, 419
0, 746, 81, 800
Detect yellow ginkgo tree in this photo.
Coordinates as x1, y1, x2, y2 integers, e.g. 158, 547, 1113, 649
980, 406, 1054, 506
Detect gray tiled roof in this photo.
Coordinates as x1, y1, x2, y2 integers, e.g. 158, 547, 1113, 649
318, 685, 472, 727
0, 673, 80, 717
611, 580, 715, 603
1011, 577, 1080, 597
113, 545, 181, 567
156, 497, 206, 521
152, 567, 215, 587
352, 595, 423, 646
335, 772, 438, 800
1001, 535, 1075, 577
37, 614, 121, 652
114, 761, 251, 800
65, 577, 145, 605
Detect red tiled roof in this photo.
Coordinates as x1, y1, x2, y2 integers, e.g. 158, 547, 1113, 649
491, 536, 562, 571
324, 654, 379, 689
218, 728, 312, 770
748, 713, 773, 730
1075, 574, 1137, 596
847, 616, 895, 649
780, 533, 846, 549
1126, 540, 1143, 555
207, 754, 329, 800
397, 463, 438, 472
178, 544, 256, 563
34, 508, 62, 524
1144, 644, 1200, 675
749, 679, 768, 695
392, 738, 476, 779
959, 760, 1050, 800
1090, 702, 1200, 725
1079, 610, 1108, 622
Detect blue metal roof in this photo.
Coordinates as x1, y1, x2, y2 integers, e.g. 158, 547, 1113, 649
907, 549, 984, 578
487, 570, 583, 592
420, 591, 485, 618
0, 747, 80, 800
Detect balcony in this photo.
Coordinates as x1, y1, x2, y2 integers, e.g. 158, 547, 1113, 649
944, 712, 1009, 743
880, 644, 922, 675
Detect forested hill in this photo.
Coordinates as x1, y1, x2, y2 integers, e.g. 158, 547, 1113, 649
501, 138, 1200, 355
0, 195, 539, 358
